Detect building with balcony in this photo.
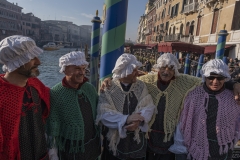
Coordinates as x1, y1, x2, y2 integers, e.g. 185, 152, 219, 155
40, 21, 64, 46
0, 0, 22, 41
183, 2, 199, 14
43, 20, 73, 43
79, 25, 92, 48
192, 0, 240, 58
21, 13, 41, 43
146, 5, 156, 44
137, 15, 146, 44
154, 0, 172, 43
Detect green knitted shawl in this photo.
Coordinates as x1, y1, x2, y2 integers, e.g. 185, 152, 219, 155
46, 82, 98, 153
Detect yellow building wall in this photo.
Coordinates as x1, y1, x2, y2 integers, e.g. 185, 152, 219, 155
200, 36, 209, 43
199, 11, 213, 36
184, 13, 198, 35
217, 3, 235, 33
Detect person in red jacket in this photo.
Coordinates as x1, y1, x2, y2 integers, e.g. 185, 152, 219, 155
0, 35, 50, 160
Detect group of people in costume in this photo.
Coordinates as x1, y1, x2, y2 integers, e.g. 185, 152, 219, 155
0, 35, 240, 160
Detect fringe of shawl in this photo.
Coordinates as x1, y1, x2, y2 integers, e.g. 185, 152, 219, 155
97, 80, 155, 155
138, 74, 201, 142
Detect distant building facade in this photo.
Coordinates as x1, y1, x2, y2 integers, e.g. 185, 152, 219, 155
0, 0, 22, 41
137, 15, 146, 44
40, 21, 64, 46
21, 13, 41, 43
79, 25, 92, 47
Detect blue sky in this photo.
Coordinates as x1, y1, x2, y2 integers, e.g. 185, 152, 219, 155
8, 0, 148, 41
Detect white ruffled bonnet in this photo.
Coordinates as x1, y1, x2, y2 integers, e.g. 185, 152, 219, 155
0, 35, 43, 73
201, 59, 230, 82
112, 53, 142, 79
59, 51, 89, 73
154, 53, 181, 76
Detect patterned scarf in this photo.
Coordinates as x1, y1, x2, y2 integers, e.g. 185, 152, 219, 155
181, 85, 240, 160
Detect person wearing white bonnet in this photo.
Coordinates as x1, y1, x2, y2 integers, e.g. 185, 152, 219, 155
101, 53, 240, 160
179, 59, 240, 160
97, 53, 155, 160
201, 58, 231, 83
0, 35, 50, 159
46, 51, 101, 160
0, 35, 43, 73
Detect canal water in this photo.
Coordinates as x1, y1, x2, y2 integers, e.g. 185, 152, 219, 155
0, 48, 80, 88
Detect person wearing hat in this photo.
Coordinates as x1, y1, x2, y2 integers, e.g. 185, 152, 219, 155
97, 53, 155, 160
180, 59, 240, 160
101, 53, 240, 160
46, 51, 101, 160
0, 35, 50, 159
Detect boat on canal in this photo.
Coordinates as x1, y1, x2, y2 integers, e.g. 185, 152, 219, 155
43, 42, 60, 51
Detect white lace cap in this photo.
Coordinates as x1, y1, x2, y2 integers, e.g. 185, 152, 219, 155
154, 53, 181, 76
112, 53, 142, 79
201, 59, 230, 82
0, 35, 43, 73
59, 51, 89, 73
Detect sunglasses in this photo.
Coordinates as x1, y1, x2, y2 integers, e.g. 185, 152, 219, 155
206, 76, 226, 81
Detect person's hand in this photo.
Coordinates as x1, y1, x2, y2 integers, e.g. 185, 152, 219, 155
233, 83, 240, 105
125, 121, 141, 131
100, 77, 112, 92
126, 113, 144, 124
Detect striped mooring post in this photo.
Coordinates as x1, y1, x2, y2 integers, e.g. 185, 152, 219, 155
100, 0, 129, 81
184, 54, 190, 74
90, 10, 102, 89
215, 25, 229, 59
175, 52, 179, 59
196, 54, 204, 77
223, 56, 228, 64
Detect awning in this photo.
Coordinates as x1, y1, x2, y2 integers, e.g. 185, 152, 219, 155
204, 45, 235, 54
158, 42, 205, 53
132, 43, 147, 49
146, 43, 158, 49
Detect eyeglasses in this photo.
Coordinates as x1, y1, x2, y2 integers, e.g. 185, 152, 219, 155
160, 65, 174, 71
206, 76, 226, 81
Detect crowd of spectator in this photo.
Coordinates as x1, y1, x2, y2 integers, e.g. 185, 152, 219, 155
228, 58, 240, 82
131, 50, 240, 80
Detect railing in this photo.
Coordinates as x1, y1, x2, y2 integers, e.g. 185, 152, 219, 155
205, 0, 216, 3
183, 2, 198, 14
205, 0, 217, 8
0, 14, 17, 20
144, 29, 152, 35
0, 6, 21, 14
148, 16, 153, 21
180, 35, 194, 43
0, 27, 18, 31
164, 33, 180, 41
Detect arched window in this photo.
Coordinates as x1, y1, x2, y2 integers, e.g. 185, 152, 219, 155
180, 23, 183, 35
173, 26, 176, 34
185, 22, 190, 35
189, 21, 195, 35
169, 27, 172, 35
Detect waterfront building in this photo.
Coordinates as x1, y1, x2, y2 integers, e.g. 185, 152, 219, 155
40, 21, 63, 46
139, 0, 240, 59
145, 3, 156, 44
21, 13, 41, 43
68, 23, 80, 46
137, 15, 146, 44
192, 0, 240, 58
43, 20, 72, 43
79, 25, 92, 47
0, 0, 22, 41
153, 0, 171, 43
